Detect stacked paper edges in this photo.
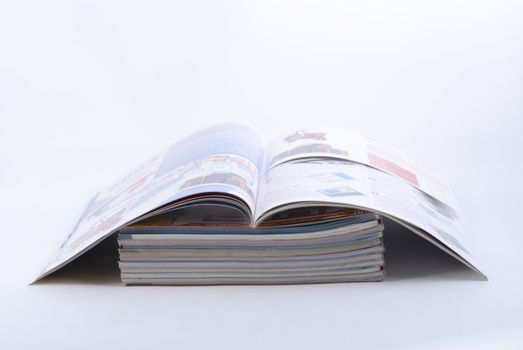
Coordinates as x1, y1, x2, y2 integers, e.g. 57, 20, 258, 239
117, 213, 385, 285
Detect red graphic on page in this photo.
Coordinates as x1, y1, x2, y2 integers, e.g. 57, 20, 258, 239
368, 153, 419, 186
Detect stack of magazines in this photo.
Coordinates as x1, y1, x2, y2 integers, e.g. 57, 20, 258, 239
117, 209, 385, 285
34, 124, 484, 284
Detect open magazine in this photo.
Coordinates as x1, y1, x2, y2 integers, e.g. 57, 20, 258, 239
34, 124, 485, 282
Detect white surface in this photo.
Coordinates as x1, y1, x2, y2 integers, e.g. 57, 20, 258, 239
1, 0, 522, 349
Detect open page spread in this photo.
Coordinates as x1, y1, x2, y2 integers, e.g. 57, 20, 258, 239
34, 124, 484, 281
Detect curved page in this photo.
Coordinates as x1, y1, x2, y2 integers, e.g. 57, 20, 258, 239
255, 159, 484, 277
33, 124, 263, 282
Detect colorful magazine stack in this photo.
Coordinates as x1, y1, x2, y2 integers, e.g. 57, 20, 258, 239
117, 210, 384, 285
34, 124, 485, 284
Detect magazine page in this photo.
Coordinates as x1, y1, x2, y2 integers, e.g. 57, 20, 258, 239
34, 123, 263, 281
256, 131, 484, 275
264, 128, 459, 210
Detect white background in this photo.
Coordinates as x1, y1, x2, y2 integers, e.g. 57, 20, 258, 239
1, 0, 522, 349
